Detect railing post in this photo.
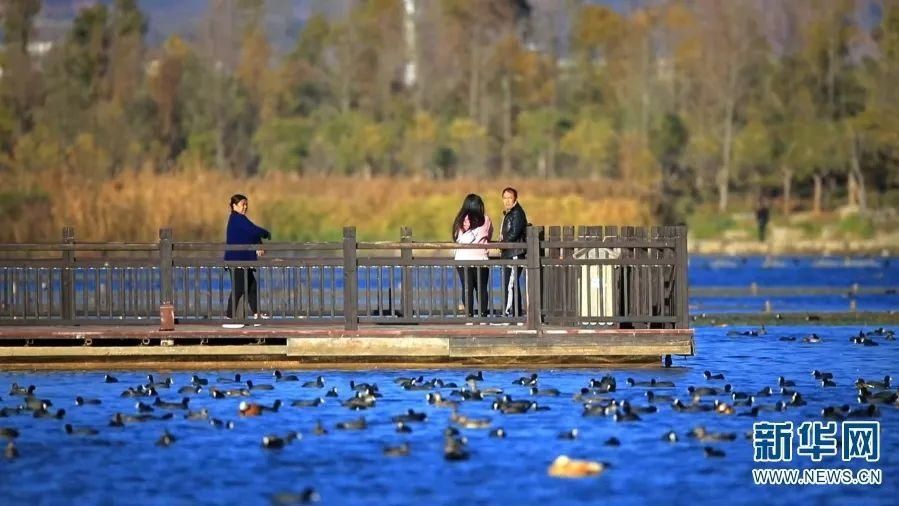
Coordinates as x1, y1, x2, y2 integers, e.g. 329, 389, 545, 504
343, 226, 358, 330
61, 227, 75, 322
526, 226, 542, 331
675, 224, 689, 329
159, 228, 174, 309
400, 227, 413, 320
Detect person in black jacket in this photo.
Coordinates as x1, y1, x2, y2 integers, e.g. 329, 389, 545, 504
500, 187, 527, 317
224, 194, 271, 322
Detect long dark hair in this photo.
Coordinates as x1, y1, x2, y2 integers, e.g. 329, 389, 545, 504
229, 194, 247, 211
452, 194, 486, 240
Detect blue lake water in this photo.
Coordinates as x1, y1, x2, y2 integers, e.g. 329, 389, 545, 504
1, 325, 896, 505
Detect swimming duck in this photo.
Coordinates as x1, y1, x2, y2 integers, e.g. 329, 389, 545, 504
613, 411, 640, 422
513, 373, 538, 386
184, 408, 210, 420
302, 376, 325, 388
146, 375, 173, 388
190, 375, 209, 386
9, 383, 35, 396
238, 401, 262, 417
394, 375, 423, 385
395, 422, 412, 433
336, 417, 367, 430
547, 456, 607, 478
178, 385, 202, 395
604, 437, 621, 447
155, 430, 176, 447
153, 397, 190, 410
489, 428, 506, 438
273, 370, 299, 382
443, 436, 470, 461
557, 428, 578, 440
646, 391, 674, 404
426, 393, 459, 409
588, 375, 617, 393
856, 376, 892, 389
4, 441, 18, 459
104, 374, 119, 383
384, 442, 411, 457
530, 387, 560, 397
391, 409, 427, 423
649, 379, 676, 388
135, 401, 155, 413
821, 378, 837, 387
246, 380, 274, 391
687, 386, 721, 397
703, 446, 726, 458
270, 488, 319, 505
689, 426, 736, 442
662, 430, 678, 443
803, 334, 822, 343
857, 388, 898, 405
312, 421, 328, 436
788, 393, 806, 407
703, 371, 725, 381
209, 418, 235, 430
261, 435, 287, 449
714, 401, 735, 415
812, 370, 833, 381
33, 408, 65, 420
671, 399, 714, 413
450, 411, 491, 429
324, 387, 339, 398
464, 371, 484, 382
217, 373, 241, 384
847, 404, 880, 419
0, 427, 20, 439
291, 398, 324, 408
778, 377, 796, 387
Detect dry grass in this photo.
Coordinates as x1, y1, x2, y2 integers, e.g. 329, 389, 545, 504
4, 169, 652, 242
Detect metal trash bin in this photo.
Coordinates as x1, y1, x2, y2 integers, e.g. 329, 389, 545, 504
574, 246, 620, 324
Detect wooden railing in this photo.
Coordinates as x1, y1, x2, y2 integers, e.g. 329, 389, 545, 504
0, 225, 689, 330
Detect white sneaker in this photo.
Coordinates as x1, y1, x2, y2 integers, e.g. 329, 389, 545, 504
222, 323, 245, 329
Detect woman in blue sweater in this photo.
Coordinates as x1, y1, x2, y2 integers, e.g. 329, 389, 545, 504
225, 194, 271, 321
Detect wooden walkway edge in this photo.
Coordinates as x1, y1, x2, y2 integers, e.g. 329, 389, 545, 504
0, 325, 694, 370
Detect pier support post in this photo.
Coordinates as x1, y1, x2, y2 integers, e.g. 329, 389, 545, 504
526, 226, 543, 331
61, 227, 75, 323
675, 225, 689, 329
343, 227, 358, 330
400, 227, 413, 320
159, 229, 174, 314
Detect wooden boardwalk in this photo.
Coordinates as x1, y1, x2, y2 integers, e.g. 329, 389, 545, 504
0, 224, 693, 369
0, 324, 693, 370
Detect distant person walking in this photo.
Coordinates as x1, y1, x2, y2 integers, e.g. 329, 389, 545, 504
224, 194, 271, 323
756, 196, 770, 242
500, 187, 527, 317
453, 194, 493, 318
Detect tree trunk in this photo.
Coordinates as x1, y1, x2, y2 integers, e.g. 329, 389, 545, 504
500, 74, 512, 176
718, 96, 735, 213
847, 171, 858, 207
782, 168, 792, 217
813, 173, 823, 215
848, 129, 867, 211
468, 39, 479, 121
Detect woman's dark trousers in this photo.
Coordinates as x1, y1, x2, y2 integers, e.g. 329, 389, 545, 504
226, 267, 258, 318
456, 266, 490, 317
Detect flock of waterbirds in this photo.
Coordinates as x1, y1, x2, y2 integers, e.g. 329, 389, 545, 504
1, 326, 895, 501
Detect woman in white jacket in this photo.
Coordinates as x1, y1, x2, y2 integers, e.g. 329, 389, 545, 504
453, 194, 493, 317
